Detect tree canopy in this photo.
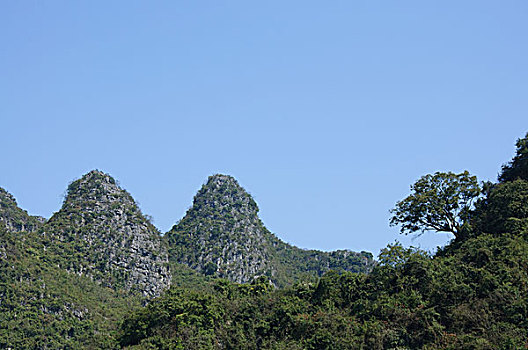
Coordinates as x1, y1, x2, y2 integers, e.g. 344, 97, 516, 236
390, 171, 481, 239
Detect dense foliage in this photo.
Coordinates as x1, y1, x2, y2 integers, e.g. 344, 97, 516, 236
499, 132, 528, 182
119, 233, 528, 349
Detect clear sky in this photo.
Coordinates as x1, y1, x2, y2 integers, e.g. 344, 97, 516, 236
1, 1, 527, 256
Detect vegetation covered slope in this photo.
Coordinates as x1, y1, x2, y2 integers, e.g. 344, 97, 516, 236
0, 216, 142, 349
166, 174, 374, 287
120, 133, 528, 349
119, 236, 528, 349
0, 171, 176, 348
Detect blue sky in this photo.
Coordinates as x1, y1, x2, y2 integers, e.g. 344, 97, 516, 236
1, 1, 527, 256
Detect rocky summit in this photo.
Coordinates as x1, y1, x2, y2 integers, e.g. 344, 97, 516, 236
166, 174, 374, 287
167, 174, 274, 283
43, 170, 171, 297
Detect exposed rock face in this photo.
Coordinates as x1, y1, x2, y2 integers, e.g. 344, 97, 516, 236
166, 174, 374, 287
43, 170, 171, 297
0, 187, 44, 233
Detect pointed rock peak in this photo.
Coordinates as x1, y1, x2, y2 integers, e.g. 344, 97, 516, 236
57, 169, 147, 233
63, 169, 132, 207
167, 174, 270, 283
194, 173, 259, 215
168, 173, 375, 286
81, 169, 115, 181
69, 169, 119, 192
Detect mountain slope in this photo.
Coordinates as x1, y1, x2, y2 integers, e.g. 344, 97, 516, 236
166, 174, 374, 287
0, 187, 44, 233
42, 170, 171, 297
0, 226, 142, 349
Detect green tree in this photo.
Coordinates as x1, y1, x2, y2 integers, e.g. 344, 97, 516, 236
390, 171, 481, 239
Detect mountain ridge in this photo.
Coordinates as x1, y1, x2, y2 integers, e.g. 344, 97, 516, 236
2, 171, 373, 290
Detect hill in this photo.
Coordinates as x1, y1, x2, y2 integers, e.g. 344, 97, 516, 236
166, 174, 374, 287
42, 170, 171, 297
